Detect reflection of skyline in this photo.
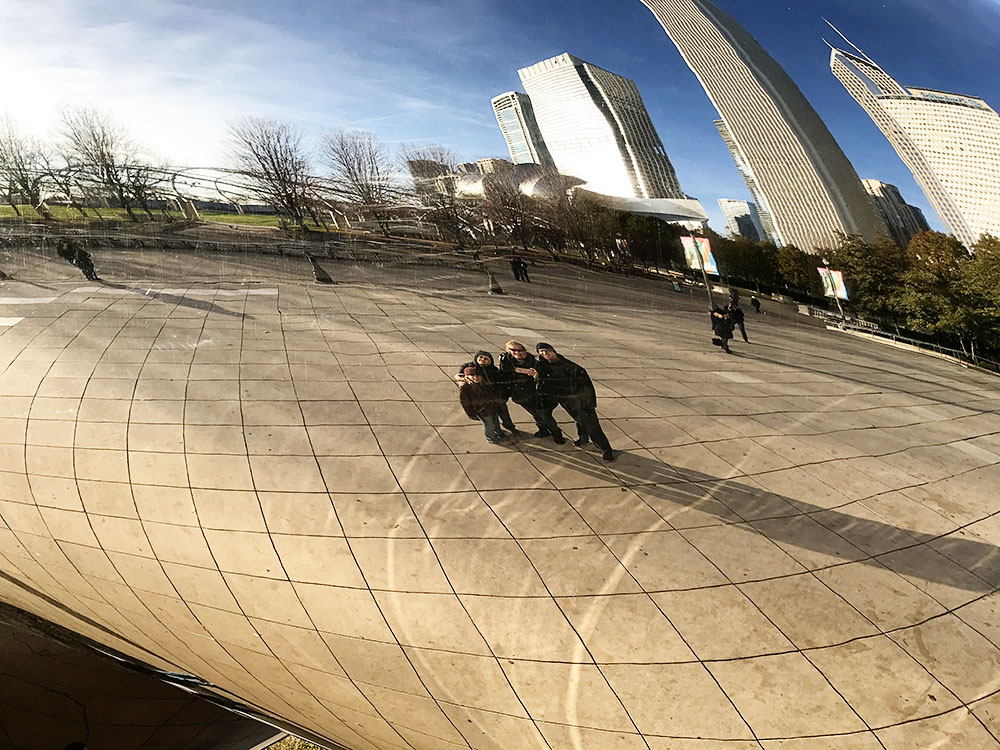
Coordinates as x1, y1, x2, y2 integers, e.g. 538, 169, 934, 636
640, 0, 886, 250
831, 45, 1000, 247
3, 1, 1000, 235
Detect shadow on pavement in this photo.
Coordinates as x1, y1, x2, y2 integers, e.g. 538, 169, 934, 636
101, 281, 250, 319
512, 436, 1000, 593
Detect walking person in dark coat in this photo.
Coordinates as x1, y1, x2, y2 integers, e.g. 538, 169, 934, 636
710, 306, 734, 354
534, 343, 614, 461
459, 365, 510, 444
728, 300, 749, 343
509, 256, 522, 281
455, 350, 516, 433
750, 295, 762, 314
516, 257, 531, 283
498, 339, 563, 442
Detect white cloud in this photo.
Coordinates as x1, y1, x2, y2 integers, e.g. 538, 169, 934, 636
0, 0, 503, 167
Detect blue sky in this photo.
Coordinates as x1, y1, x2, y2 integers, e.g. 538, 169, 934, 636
3, 0, 999, 232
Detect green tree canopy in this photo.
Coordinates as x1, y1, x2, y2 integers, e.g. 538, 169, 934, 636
898, 231, 970, 338
830, 233, 909, 323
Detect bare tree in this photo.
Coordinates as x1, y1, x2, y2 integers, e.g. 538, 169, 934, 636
0, 117, 47, 216
228, 116, 314, 229
123, 163, 168, 219
60, 105, 146, 221
323, 129, 402, 236
41, 152, 90, 217
402, 144, 478, 247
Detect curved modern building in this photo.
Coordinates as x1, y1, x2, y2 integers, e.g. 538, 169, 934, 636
517, 53, 685, 201
831, 46, 1000, 248
639, 0, 887, 251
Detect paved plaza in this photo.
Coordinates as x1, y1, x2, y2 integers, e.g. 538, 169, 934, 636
1, 247, 999, 749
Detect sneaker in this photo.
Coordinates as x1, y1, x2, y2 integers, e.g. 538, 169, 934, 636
533, 429, 551, 438
503, 424, 517, 432
602, 449, 616, 462
573, 438, 589, 447
552, 434, 566, 445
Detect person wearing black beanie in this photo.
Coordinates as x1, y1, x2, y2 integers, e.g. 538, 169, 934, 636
534, 344, 615, 461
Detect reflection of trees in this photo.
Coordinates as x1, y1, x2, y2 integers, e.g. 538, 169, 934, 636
403, 145, 479, 248
59, 106, 151, 222
227, 117, 316, 230
0, 117, 46, 215
323, 129, 402, 236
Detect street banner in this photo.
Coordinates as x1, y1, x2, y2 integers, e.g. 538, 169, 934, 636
681, 236, 719, 275
817, 267, 849, 300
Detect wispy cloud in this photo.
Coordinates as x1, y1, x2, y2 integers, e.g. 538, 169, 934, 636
0, 0, 512, 166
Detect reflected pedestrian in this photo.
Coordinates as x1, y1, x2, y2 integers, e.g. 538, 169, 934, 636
728, 300, 749, 343
459, 365, 509, 445
710, 306, 734, 354
534, 343, 614, 461
509, 256, 521, 281
517, 257, 531, 283
498, 339, 562, 440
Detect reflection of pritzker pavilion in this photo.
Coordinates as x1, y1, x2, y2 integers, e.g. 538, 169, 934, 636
2, 242, 1000, 749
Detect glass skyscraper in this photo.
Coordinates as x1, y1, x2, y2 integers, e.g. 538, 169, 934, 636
640, 0, 886, 251
516, 53, 685, 200
832, 46, 1000, 247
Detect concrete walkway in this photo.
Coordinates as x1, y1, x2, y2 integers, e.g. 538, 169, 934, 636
1, 249, 998, 749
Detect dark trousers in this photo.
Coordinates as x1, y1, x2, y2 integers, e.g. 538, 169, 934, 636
499, 401, 515, 430
524, 403, 561, 436
562, 403, 611, 452
521, 267, 531, 283
735, 320, 748, 342
479, 414, 503, 442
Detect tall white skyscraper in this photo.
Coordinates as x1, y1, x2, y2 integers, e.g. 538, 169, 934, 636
491, 91, 554, 167
831, 45, 1000, 247
639, 0, 886, 251
517, 53, 684, 200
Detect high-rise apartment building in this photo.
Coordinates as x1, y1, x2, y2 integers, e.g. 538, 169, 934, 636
831, 46, 1000, 247
517, 53, 684, 200
861, 179, 930, 249
476, 157, 514, 175
491, 91, 554, 167
639, 0, 886, 251
718, 198, 765, 241
715, 120, 779, 244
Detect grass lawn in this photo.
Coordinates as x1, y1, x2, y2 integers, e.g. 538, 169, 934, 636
0, 204, 333, 231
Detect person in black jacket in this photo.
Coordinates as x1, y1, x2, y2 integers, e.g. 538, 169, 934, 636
498, 339, 563, 442
459, 365, 509, 444
534, 343, 614, 461
455, 350, 516, 432
710, 306, 734, 354
728, 300, 749, 343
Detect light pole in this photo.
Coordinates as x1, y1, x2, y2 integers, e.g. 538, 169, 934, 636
691, 234, 715, 310
821, 257, 847, 324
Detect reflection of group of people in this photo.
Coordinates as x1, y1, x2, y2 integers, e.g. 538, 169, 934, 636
710, 293, 752, 354
508, 256, 531, 283
456, 341, 615, 461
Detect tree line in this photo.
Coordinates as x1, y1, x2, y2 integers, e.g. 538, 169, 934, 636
4, 109, 998, 363
706, 227, 1000, 364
